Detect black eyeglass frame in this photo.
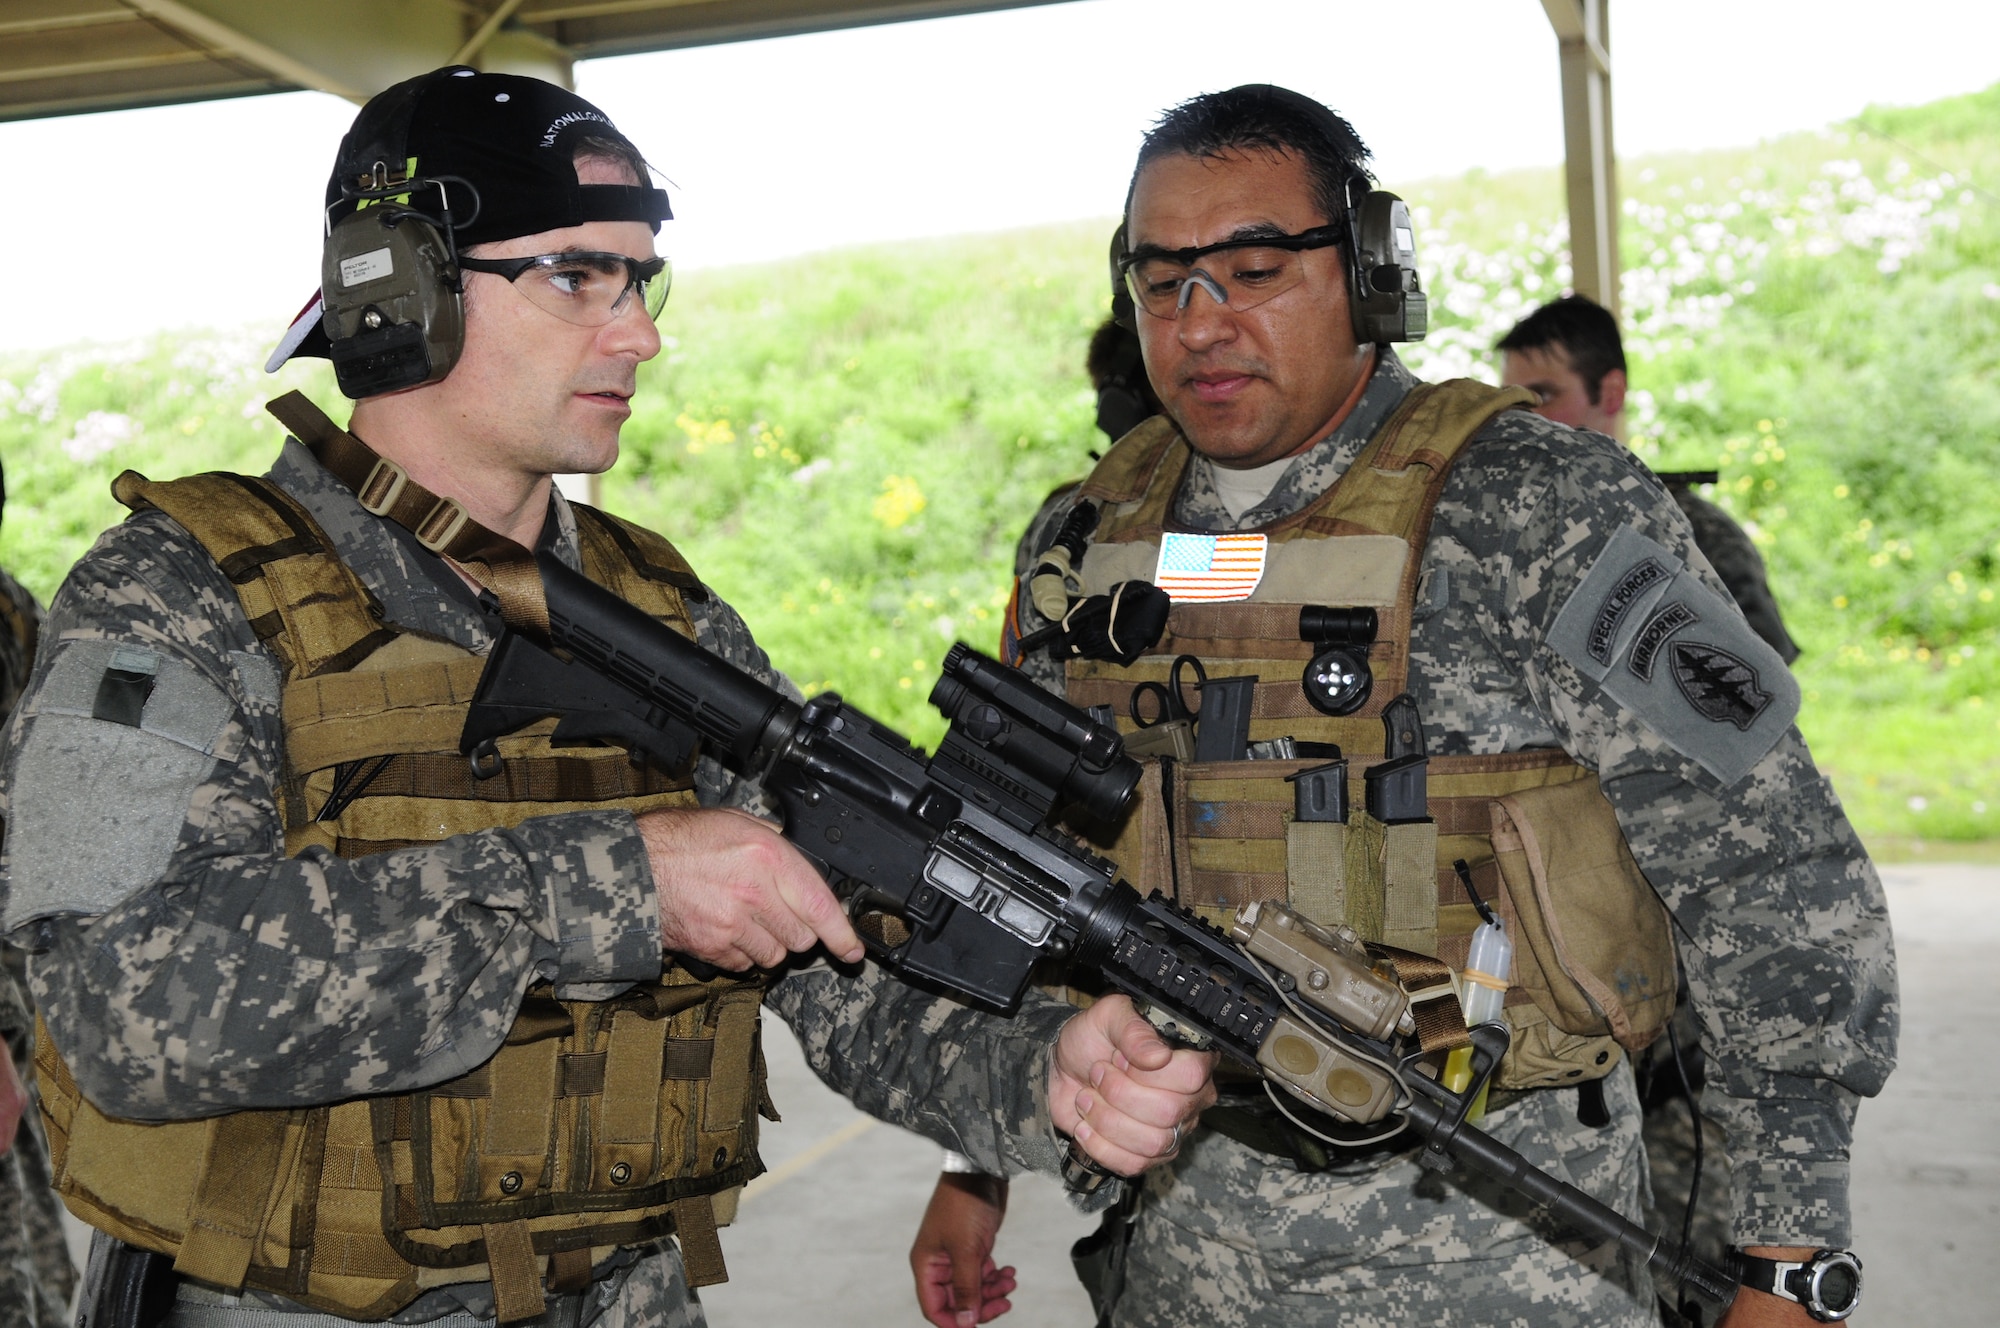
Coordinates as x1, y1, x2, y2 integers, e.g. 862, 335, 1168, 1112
456, 250, 672, 322
1116, 223, 1347, 281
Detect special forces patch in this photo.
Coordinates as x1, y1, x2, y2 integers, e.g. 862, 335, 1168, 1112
1549, 524, 1799, 786
1668, 640, 1773, 730
1591, 557, 1671, 664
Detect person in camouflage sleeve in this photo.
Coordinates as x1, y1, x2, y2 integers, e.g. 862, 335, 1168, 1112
0, 70, 1211, 1328
0, 508, 75, 1328
916, 86, 1894, 1328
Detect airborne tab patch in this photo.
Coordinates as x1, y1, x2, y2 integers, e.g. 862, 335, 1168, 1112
1551, 524, 1798, 786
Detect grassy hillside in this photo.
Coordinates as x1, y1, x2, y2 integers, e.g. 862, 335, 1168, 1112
2, 83, 1995, 848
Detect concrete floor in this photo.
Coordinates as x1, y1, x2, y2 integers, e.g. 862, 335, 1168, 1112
703, 862, 1998, 1327
52, 863, 1998, 1325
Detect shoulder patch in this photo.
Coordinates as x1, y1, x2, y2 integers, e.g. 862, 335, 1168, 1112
1550, 525, 1799, 786
3, 639, 239, 928
1550, 525, 1681, 677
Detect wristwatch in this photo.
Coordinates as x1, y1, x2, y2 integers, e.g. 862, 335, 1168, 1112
1732, 1248, 1863, 1322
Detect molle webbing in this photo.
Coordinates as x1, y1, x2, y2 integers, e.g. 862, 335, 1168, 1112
1062, 379, 1671, 1092
41, 456, 764, 1320
1142, 750, 1584, 961
1069, 380, 1535, 728
112, 470, 396, 680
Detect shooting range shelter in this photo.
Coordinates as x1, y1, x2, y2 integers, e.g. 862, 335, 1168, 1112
0, 0, 1621, 311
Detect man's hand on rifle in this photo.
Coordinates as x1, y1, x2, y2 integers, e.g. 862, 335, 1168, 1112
1051, 994, 1216, 1175
911, 1171, 1014, 1328
639, 807, 866, 971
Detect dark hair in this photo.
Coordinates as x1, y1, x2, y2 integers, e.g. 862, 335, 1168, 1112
1495, 295, 1626, 403
573, 132, 651, 186
1086, 315, 1161, 441
1125, 85, 1372, 233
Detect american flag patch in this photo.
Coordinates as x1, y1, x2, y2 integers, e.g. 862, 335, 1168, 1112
1154, 532, 1268, 602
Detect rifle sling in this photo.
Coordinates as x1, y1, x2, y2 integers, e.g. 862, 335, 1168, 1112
266, 391, 550, 639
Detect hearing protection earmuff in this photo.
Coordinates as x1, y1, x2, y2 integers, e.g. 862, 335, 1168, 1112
319, 68, 475, 400
321, 182, 475, 400
1344, 181, 1427, 345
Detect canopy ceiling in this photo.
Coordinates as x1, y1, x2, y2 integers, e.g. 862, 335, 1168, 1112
0, 0, 1065, 121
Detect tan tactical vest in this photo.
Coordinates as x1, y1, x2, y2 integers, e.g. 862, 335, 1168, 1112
1066, 381, 1676, 1092
36, 472, 769, 1322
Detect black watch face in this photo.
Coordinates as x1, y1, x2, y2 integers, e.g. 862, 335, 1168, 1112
1813, 1259, 1860, 1312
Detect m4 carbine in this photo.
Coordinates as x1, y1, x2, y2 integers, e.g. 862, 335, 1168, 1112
460, 554, 1740, 1315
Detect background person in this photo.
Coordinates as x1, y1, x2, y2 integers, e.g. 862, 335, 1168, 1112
0, 68, 1212, 1328
1496, 294, 1800, 663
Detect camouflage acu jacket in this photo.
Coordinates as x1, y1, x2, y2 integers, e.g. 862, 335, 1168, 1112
1012, 352, 1896, 1248
0, 434, 1070, 1315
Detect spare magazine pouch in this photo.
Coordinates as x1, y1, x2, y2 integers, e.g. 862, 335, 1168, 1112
1283, 819, 1348, 928
1487, 777, 1678, 1090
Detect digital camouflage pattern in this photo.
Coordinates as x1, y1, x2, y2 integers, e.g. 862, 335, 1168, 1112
0, 565, 73, 1328
1121, 1069, 1654, 1328
1638, 1003, 1736, 1321
1011, 352, 1896, 1323
0, 435, 1070, 1324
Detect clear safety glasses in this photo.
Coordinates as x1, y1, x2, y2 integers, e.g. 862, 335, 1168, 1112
457, 250, 672, 326
1119, 224, 1344, 319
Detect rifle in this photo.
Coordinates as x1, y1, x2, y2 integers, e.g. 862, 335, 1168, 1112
460, 554, 1741, 1314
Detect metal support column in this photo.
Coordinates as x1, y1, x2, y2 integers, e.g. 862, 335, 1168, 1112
1542, 0, 1619, 314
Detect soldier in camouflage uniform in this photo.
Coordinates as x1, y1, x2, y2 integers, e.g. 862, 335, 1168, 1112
0, 70, 1211, 1328
918, 86, 1894, 1328
0, 519, 74, 1328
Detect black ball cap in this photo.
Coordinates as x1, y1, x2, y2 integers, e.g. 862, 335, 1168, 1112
325, 66, 671, 247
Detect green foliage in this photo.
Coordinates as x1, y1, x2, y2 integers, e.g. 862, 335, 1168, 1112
0, 332, 335, 596
606, 223, 1115, 742
3, 86, 1996, 847
1855, 81, 2000, 145
1398, 87, 2000, 846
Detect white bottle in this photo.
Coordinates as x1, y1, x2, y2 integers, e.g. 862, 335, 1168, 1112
1444, 918, 1512, 1115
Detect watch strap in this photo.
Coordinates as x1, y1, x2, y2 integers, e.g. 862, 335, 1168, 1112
1731, 1248, 1862, 1322
1732, 1250, 1797, 1301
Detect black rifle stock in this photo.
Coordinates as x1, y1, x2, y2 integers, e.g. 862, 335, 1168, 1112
459, 554, 1739, 1314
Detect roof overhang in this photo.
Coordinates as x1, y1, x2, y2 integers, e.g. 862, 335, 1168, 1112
0, 0, 1068, 122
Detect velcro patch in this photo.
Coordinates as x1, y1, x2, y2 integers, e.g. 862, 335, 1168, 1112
1550, 526, 1798, 786
3, 639, 239, 928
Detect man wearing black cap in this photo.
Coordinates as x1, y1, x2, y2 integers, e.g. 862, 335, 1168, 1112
921, 85, 1892, 1328
0, 68, 1211, 1328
